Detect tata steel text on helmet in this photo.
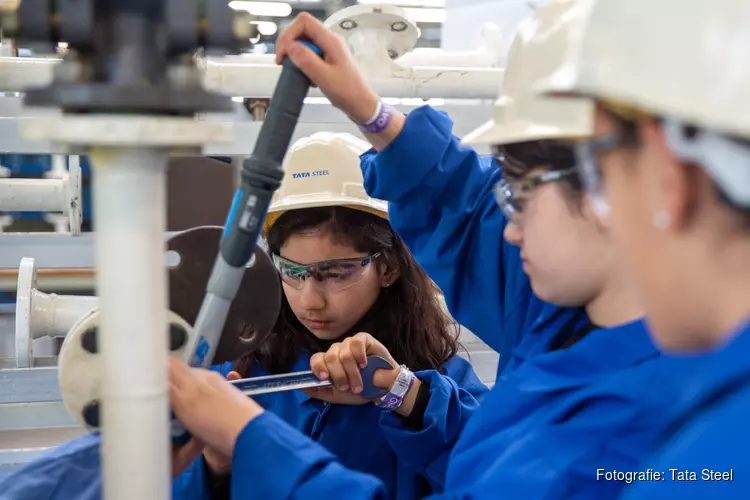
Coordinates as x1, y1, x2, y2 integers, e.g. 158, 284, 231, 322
262, 132, 388, 236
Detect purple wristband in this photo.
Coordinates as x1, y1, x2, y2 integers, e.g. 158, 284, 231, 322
360, 100, 393, 134
376, 366, 415, 411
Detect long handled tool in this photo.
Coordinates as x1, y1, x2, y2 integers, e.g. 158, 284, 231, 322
173, 41, 323, 444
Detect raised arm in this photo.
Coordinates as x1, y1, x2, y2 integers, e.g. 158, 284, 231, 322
361, 106, 532, 363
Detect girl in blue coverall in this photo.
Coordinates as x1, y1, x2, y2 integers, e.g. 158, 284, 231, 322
0, 135, 485, 500
174, 132, 486, 500
168, 5, 702, 499
529, 0, 750, 497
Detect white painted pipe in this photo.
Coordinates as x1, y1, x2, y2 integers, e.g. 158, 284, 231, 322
234, 47, 500, 68
0, 56, 55, 90
48, 154, 68, 177
45, 212, 70, 234
203, 59, 503, 99
14, 255, 98, 367
398, 48, 499, 68
0, 177, 68, 212
28, 289, 99, 339
0, 154, 82, 234
91, 147, 170, 500
0, 214, 13, 231
0, 40, 17, 57
0, 56, 503, 99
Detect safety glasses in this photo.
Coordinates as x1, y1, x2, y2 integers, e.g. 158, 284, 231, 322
272, 253, 381, 293
493, 167, 579, 223
573, 133, 628, 218
574, 100, 650, 218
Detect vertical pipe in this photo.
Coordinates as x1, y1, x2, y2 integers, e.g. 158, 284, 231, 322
90, 147, 170, 500
50, 155, 67, 177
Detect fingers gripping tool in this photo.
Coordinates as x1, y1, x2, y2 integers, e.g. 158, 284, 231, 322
231, 355, 393, 398
171, 356, 391, 445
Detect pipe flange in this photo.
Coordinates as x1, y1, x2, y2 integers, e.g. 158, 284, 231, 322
325, 5, 419, 61
166, 226, 282, 364
58, 309, 197, 431
24, 83, 233, 115
19, 115, 233, 148
66, 156, 83, 235
14, 257, 36, 368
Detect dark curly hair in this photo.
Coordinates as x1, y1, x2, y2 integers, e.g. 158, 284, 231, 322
234, 206, 460, 376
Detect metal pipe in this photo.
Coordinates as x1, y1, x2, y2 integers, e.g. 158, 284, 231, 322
203, 59, 503, 99
28, 290, 98, 339
0, 56, 504, 99
90, 147, 169, 500
234, 47, 501, 68
0, 272, 94, 291
49, 154, 67, 177
0, 177, 67, 213
398, 48, 500, 68
0, 56, 55, 90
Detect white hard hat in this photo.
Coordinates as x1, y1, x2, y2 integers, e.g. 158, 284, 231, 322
263, 132, 388, 235
535, 0, 750, 139
462, 0, 594, 147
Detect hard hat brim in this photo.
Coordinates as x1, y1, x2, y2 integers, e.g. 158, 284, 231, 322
462, 117, 592, 147
262, 197, 388, 238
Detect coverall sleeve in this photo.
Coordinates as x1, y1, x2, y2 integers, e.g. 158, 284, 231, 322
377, 356, 488, 491
171, 361, 238, 500
360, 106, 529, 361
172, 457, 213, 500
0, 433, 102, 500
230, 412, 388, 500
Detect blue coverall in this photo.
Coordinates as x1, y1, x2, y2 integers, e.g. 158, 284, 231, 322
174, 354, 486, 499
208, 106, 714, 499
621, 320, 750, 499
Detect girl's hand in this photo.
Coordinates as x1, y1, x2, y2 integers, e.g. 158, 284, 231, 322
306, 333, 399, 405
274, 12, 380, 124
201, 370, 243, 474
169, 358, 264, 457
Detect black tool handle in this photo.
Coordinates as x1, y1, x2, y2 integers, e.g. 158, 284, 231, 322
220, 41, 323, 267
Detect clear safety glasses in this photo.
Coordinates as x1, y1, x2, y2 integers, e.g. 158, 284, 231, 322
272, 253, 381, 293
492, 165, 578, 223
573, 133, 628, 218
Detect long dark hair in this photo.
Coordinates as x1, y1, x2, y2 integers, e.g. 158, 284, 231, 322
235, 206, 460, 376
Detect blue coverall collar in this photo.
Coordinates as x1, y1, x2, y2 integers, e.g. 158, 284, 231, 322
509, 318, 659, 392
679, 318, 750, 390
